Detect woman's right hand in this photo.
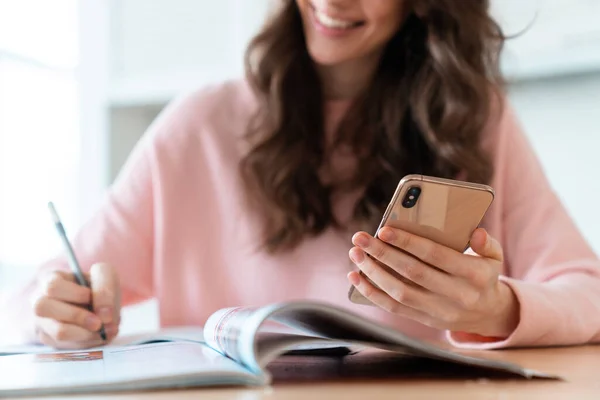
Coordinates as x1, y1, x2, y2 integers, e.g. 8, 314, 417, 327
30, 263, 121, 349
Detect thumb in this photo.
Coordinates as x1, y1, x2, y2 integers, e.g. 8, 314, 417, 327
90, 263, 121, 325
469, 228, 503, 262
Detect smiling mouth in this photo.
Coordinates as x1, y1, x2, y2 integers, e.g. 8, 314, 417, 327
310, 4, 365, 30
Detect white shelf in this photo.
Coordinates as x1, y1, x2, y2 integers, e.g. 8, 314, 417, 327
502, 42, 600, 81
495, 0, 600, 80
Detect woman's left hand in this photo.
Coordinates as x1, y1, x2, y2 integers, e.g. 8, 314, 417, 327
347, 227, 520, 339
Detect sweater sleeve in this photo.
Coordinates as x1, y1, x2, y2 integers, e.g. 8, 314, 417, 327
0, 97, 183, 344
446, 100, 600, 349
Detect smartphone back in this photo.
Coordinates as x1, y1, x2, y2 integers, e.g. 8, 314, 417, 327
376, 175, 494, 253
348, 174, 494, 305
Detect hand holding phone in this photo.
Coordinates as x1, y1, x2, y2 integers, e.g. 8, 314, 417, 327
346, 175, 519, 338
348, 174, 494, 305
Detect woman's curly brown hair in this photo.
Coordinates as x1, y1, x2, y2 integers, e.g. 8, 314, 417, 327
240, 0, 506, 253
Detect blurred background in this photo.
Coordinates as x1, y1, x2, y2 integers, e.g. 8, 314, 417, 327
0, 0, 599, 336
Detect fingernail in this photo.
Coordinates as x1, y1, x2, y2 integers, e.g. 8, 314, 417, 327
353, 234, 369, 248
348, 272, 360, 286
98, 307, 113, 323
105, 325, 118, 337
379, 228, 395, 242
85, 315, 101, 330
349, 248, 365, 264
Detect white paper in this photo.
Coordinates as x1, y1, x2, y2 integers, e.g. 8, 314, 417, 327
0, 342, 258, 396
0, 326, 205, 356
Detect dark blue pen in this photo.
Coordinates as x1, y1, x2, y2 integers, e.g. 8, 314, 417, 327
48, 202, 107, 341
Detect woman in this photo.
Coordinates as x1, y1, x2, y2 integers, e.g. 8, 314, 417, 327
4, 0, 600, 350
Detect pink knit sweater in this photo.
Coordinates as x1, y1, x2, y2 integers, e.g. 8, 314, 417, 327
3, 79, 600, 349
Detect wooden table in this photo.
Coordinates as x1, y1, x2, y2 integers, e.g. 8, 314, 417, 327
8, 345, 600, 400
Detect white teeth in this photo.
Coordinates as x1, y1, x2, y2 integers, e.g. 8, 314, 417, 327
314, 9, 357, 29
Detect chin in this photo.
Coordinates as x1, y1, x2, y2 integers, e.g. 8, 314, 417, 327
306, 46, 350, 67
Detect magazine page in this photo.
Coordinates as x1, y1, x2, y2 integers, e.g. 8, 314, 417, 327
0, 342, 265, 397
204, 306, 258, 363
0, 326, 205, 356
203, 306, 356, 374
205, 301, 560, 380
111, 326, 205, 346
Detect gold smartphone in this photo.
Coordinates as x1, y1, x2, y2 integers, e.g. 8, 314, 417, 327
348, 174, 495, 305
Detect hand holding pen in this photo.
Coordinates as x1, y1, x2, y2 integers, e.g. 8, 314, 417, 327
29, 202, 121, 349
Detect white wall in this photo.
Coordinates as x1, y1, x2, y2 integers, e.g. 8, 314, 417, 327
507, 72, 600, 253
108, 0, 271, 106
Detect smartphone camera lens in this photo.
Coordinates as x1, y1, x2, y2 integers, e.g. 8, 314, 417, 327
402, 186, 421, 208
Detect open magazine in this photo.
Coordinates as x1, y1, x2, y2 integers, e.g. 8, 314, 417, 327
0, 300, 558, 397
